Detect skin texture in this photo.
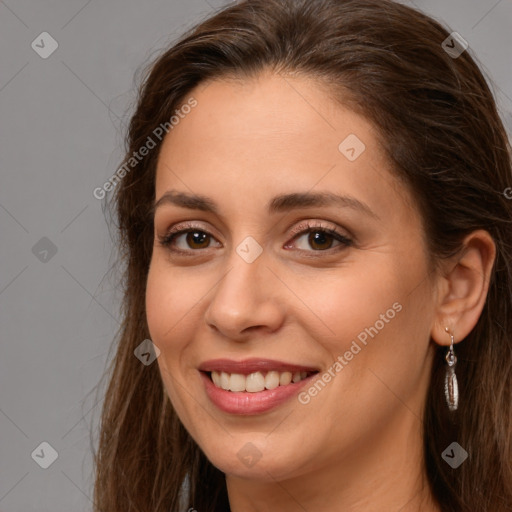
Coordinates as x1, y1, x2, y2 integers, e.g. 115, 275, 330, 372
146, 71, 495, 511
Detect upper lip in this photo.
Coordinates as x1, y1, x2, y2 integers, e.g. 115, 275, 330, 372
198, 358, 320, 375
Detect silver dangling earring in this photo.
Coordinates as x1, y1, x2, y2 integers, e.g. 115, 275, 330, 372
444, 327, 458, 412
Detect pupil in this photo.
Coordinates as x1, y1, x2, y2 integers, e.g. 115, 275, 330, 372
309, 231, 332, 250
187, 231, 209, 248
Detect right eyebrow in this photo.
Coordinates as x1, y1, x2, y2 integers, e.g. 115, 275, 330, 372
152, 191, 219, 216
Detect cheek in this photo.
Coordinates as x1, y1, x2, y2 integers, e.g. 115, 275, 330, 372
145, 259, 200, 347
299, 253, 432, 387
145, 257, 216, 395
145, 260, 202, 422
287, 261, 405, 351
145, 264, 172, 346
145, 261, 192, 390
322, 266, 434, 414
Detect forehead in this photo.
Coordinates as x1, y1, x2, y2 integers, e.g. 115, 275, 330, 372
154, 72, 416, 227
159, 72, 373, 164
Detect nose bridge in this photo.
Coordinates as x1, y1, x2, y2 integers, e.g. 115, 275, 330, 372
204, 242, 284, 337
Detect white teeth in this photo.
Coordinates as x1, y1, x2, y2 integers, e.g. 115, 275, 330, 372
265, 371, 280, 390
220, 371, 230, 390
212, 371, 221, 387
210, 369, 313, 392
279, 371, 292, 385
246, 371, 265, 392
229, 373, 246, 392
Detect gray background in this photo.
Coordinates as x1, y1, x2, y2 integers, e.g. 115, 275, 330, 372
0, 0, 511, 510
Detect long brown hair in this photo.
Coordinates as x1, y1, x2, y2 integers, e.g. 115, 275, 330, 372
93, 1, 512, 510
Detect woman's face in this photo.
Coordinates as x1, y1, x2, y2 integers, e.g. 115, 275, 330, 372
146, 72, 438, 483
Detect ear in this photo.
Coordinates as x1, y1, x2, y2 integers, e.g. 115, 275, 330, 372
431, 229, 496, 346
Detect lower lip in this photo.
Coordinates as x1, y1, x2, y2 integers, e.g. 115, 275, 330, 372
200, 371, 317, 415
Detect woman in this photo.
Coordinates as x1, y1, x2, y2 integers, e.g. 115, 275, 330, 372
93, 0, 512, 510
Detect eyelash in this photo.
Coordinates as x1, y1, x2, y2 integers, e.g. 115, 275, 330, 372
157, 220, 353, 256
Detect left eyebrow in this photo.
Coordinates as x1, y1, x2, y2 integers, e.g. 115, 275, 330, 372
268, 192, 380, 220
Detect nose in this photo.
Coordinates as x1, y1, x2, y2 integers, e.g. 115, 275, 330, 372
203, 249, 286, 341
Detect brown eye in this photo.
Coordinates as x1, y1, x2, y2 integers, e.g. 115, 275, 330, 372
289, 227, 352, 252
185, 231, 210, 249
159, 228, 221, 252
307, 230, 335, 250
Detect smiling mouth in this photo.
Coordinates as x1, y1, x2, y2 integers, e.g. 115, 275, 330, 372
204, 370, 319, 393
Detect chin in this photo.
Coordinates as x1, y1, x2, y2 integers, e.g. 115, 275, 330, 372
201, 434, 309, 482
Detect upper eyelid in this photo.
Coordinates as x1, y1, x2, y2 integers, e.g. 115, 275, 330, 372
288, 219, 348, 237
160, 219, 344, 238
165, 220, 216, 236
